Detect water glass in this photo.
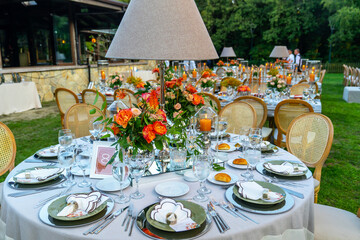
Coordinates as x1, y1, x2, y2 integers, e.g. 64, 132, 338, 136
58, 129, 72, 148
303, 88, 310, 101
126, 152, 154, 199
58, 147, 76, 187
170, 149, 187, 174
89, 117, 105, 141
192, 155, 212, 202
112, 161, 130, 204
76, 146, 91, 188
309, 87, 316, 103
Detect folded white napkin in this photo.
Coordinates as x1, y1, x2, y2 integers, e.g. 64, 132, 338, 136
15, 168, 63, 182
264, 162, 307, 175
151, 198, 191, 225
236, 181, 283, 202
57, 191, 109, 217
261, 141, 270, 149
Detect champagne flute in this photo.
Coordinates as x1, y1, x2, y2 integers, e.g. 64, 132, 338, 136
58, 147, 76, 187
192, 154, 211, 202
112, 161, 130, 204
89, 117, 105, 141
58, 129, 72, 148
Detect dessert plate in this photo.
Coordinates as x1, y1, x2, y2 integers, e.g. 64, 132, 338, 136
155, 181, 189, 197
207, 172, 238, 185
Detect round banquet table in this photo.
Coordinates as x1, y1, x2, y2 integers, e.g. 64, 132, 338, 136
1, 139, 314, 240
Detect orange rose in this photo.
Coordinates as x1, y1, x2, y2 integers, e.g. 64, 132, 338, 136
115, 109, 132, 128
111, 123, 120, 135
148, 90, 159, 110
175, 77, 184, 86
202, 71, 210, 78
192, 94, 204, 105
211, 73, 217, 77
136, 82, 145, 88
152, 68, 160, 74
143, 124, 156, 143
186, 84, 197, 94
165, 80, 176, 88
153, 121, 167, 135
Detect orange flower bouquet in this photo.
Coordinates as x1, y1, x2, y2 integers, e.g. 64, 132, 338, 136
217, 60, 225, 66
126, 76, 145, 89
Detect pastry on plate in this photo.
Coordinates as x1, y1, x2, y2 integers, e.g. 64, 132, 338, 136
233, 158, 247, 165
216, 143, 230, 150
214, 173, 231, 183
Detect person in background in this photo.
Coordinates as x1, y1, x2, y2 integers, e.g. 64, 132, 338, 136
294, 48, 301, 71
287, 49, 295, 64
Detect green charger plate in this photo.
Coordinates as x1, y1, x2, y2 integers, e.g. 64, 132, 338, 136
47, 194, 109, 221
13, 166, 63, 185
145, 200, 206, 232
233, 181, 286, 205
263, 160, 308, 177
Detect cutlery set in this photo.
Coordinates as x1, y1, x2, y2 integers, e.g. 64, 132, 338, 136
207, 202, 230, 233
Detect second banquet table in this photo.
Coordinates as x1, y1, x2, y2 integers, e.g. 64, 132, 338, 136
1, 139, 314, 240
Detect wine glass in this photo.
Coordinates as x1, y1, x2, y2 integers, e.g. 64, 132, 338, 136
309, 87, 316, 103
126, 152, 154, 199
112, 161, 130, 204
58, 129, 72, 148
76, 147, 91, 188
244, 128, 262, 181
58, 147, 76, 187
265, 88, 273, 104
89, 117, 105, 141
303, 88, 310, 101
192, 154, 212, 202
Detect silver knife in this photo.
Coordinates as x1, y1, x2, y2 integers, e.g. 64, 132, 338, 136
94, 206, 129, 234
8, 186, 65, 197
281, 187, 304, 199
25, 159, 56, 163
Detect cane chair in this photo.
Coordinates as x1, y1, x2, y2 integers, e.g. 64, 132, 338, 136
298, 79, 308, 84
318, 70, 326, 84
234, 96, 272, 140
115, 88, 138, 107
343, 65, 348, 86
314, 204, 360, 240
349, 67, 355, 86
64, 103, 105, 138
0, 122, 16, 205
81, 89, 107, 114
54, 88, 80, 127
198, 93, 221, 113
286, 113, 333, 203
274, 99, 314, 147
113, 89, 132, 108
290, 83, 311, 95
219, 102, 257, 134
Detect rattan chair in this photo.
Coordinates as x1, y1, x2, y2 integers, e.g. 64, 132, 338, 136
64, 103, 105, 138
55, 88, 80, 127
274, 99, 314, 147
290, 83, 311, 95
219, 102, 257, 134
286, 113, 333, 203
81, 89, 107, 114
0, 122, 16, 205
234, 96, 272, 140
114, 88, 138, 107
198, 93, 221, 113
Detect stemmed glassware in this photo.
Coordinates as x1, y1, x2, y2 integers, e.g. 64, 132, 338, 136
192, 154, 212, 202
112, 161, 130, 204
309, 86, 317, 103
89, 117, 105, 141
58, 147, 76, 187
303, 88, 310, 101
242, 128, 262, 181
217, 116, 228, 142
126, 152, 154, 199
58, 129, 73, 149
76, 146, 91, 188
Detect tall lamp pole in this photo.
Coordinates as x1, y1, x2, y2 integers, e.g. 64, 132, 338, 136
328, 19, 335, 63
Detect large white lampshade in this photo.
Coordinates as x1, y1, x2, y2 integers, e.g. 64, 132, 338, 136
220, 47, 236, 58
105, 0, 218, 60
269, 46, 289, 58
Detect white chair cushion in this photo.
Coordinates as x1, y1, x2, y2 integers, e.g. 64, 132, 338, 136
314, 204, 360, 240
262, 127, 273, 138
274, 128, 286, 143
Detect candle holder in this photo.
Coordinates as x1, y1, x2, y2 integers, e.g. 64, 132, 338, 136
193, 106, 218, 153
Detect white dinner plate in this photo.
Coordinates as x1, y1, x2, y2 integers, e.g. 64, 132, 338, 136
227, 160, 248, 170
211, 143, 236, 152
96, 177, 130, 192
71, 166, 90, 176
155, 181, 190, 197
207, 172, 238, 186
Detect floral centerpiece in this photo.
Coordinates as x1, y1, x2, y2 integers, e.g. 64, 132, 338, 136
225, 68, 234, 77
267, 68, 279, 77
127, 76, 145, 88
198, 70, 216, 89
109, 89, 168, 161
216, 60, 225, 67
107, 73, 124, 89
237, 85, 251, 95
267, 75, 287, 92
220, 77, 241, 89
229, 59, 237, 66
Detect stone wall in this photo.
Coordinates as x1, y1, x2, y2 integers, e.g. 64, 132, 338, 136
1, 60, 157, 102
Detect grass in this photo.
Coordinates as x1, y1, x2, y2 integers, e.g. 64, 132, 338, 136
1, 74, 359, 213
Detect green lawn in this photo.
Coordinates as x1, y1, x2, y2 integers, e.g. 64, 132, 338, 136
1, 73, 359, 213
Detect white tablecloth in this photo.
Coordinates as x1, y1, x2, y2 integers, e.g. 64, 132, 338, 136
0, 82, 42, 115
1, 141, 314, 240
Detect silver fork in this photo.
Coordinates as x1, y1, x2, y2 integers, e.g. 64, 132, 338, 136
227, 202, 259, 224
34, 185, 73, 208
262, 176, 305, 187
211, 199, 238, 217
128, 212, 137, 236
207, 204, 224, 233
